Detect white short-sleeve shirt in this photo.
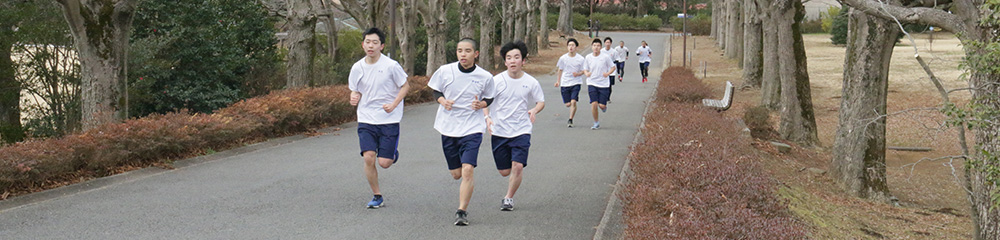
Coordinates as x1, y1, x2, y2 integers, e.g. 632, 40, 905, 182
636, 46, 652, 63
428, 63, 496, 137
489, 71, 545, 138
556, 53, 585, 87
348, 54, 408, 125
584, 52, 615, 88
613, 46, 630, 62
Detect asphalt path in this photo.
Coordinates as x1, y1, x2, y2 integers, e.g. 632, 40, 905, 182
0, 32, 670, 240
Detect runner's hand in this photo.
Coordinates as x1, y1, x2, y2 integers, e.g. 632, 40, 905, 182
528, 109, 537, 123
439, 97, 455, 111
382, 103, 396, 113
350, 92, 361, 106
486, 117, 494, 134
471, 95, 484, 110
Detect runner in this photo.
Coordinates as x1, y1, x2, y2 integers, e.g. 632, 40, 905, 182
348, 27, 410, 209
613, 41, 629, 82
428, 38, 496, 226
555, 38, 585, 128
583, 38, 616, 130
636, 41, 652, 83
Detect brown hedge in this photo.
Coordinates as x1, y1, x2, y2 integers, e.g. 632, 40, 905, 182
623, 67, 805, 239
0, 76, 431, 194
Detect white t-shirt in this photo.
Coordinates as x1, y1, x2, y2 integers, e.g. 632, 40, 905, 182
428, 62, 496, 137
613, 46, 629, 62
602, 47, 617, 76
584, 52, 615, 88
636, 46, 652, 63
348, 54, 408, 125
556, 53, 585, 87
488, 71, 545, 138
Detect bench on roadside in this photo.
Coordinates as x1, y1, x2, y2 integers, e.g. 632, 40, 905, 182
702, 81, 734, 111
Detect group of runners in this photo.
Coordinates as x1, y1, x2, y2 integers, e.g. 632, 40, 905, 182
347, 27, 651, 226
555, 36, 653, 129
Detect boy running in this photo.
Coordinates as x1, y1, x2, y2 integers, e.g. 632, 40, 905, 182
348, 27, 410, 209
584, 39, 615, 130
636, 41, 652, 83
428, 38, 496, 226
555, 38, 585, 128
602, 37, 616, 100
484, 41, 545, 212
613, 41, 629, 81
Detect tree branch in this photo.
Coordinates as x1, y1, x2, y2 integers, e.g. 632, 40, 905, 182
840, 0, 965, 33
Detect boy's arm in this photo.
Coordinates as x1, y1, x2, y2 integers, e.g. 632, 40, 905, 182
528, 102, 545, 123
384, 81, 410, 113
555, 69, 563, 87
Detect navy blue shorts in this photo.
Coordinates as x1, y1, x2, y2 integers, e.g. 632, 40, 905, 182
491, 134, 531, 170
357, 123, 400, 161
588, 85, 610, 105
608, 75, 615, 86
560, 85, 581, 104
441, 133, 483, 170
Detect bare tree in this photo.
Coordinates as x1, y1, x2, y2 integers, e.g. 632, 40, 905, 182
515, 0, 527, 43
459, 0, 477, 39
838, 0, 1000, 237
774, 0, 818, 146
539, 0, 550, 50
396, 0, 418, 75
334, 0, 390, 30
479, 0, 497, 71
317, 0, 338, 60
831, 6, 900, 202
55, 0, 138, 130
526, 0, 538, 55
716, 0, 727, 49
725, 0, 743, 65
502, 1, 514, 44
742, 0, 763, 88
557, 0, 573, 36
285, 0, 317, 88
417, 0, 450, 75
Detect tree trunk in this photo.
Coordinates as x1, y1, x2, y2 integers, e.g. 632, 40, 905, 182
969, 69, 1000, 240
539, 0, 549, 50
0, 41, 22, 143
418, 0, 449, 75
478, 0, 497, 71
515, 0, 527, 43
717, 0, 727, 49
56, 0, 136, 130
526, 0, 538, 55
459, 0, 476, 39
322, 16, 338, 59
286, 0, 316, 88
397, 0, 417, 75
759, 0, 780, 109
710, 0, 719, 38
831, 8, 897, 201
742, 0, 763, 88
775, 0, 818, 146
725, 0, 742, 63
502, 1, 514, 44
557, 0, 572, 36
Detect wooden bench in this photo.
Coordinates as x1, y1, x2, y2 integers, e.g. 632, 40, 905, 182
702, 81, 734, 111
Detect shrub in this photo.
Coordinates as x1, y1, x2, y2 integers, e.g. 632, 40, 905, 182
820, 6, 841, 33
671, 14, 712, 35
799, 18, 825, 34
743, 105, 775, 139
657, 67, 712, 103
623, 68, 806, 239
830, 5, 849, 45
0, 77, 433, 196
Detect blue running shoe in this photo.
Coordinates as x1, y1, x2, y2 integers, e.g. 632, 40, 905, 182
367, 195, 384, 209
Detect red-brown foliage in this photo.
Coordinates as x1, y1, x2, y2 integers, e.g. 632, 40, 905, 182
657, 67, 713, 103
623, 69, 806, 239
0, 77, 432, 195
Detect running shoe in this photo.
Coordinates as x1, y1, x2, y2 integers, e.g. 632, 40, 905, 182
567, 119, 574, 128
366, 195, 384, 209
591, 122, 600, 130
455, 210, 469, 226
501, 198, 514, 211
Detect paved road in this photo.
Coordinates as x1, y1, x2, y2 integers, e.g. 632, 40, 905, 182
0, 32, 669, 240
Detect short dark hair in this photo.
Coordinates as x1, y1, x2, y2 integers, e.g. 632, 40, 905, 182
592, 38, 602, 45
500, 41, 529, 59
363, 27, 386, 44
567, 38, 579, 46
458, 38, 478, 49
604, 37, 613, 43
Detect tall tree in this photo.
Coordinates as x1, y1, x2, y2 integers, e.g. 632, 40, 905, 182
479, 0, 497, 71
0, 5, 23, 143
840, 0, 1000, 237
831, 7, 899, 202
710, 0, 719, 38
557, 0, 573, 36
334, 0, 390, 30
773, 0, 818, 146
526, 0, 538, 55
55, 0, 139, 130
417, 0, 450, 75
726, 0, 744, 66
717, 0, 727, 49
742, 0, 763, 88
759, 0, 780, 109
502, 1, 514, 45
317, 0, 338, 60
540, 0, 550, 50
459, 0, 477, 39
286, 0, 317, 88
396, 0, 418, 75
515, 0, 527, 43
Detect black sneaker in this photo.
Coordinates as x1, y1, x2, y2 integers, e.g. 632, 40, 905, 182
567, 119, 573, 128
454, 210, 469, 226
501, 198, 514, 211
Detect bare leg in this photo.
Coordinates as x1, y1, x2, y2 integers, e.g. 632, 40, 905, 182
362, 151, 380, 195
458, 164, 475, 211
504, 162, 524, 199
592, 102, 599, 122
569, 100, 577, 120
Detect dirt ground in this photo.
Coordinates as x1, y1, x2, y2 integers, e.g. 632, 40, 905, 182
672, 32, 974, 239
